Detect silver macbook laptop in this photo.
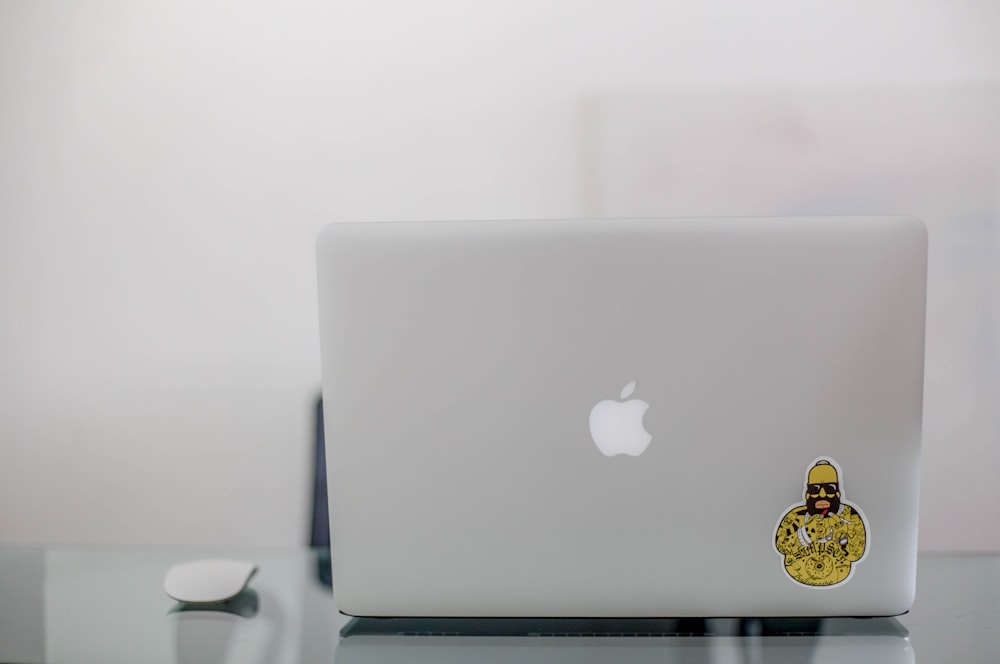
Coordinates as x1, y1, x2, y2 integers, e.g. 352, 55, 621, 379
316, 217, 927, 617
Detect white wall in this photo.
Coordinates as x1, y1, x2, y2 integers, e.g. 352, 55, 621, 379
1, 1, 999, 549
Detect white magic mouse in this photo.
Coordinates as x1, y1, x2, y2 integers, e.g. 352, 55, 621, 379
164, 559, 258, 604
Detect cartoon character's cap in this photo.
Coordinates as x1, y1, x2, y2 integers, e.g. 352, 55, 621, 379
807, 460, 839, 484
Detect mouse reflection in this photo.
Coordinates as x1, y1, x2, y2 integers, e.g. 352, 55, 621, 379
169, 590, 259, 664
334, 617, 913, 664
170, 589, 260, 619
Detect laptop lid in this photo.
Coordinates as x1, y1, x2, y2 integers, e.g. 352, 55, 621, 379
316, 217, 926, 617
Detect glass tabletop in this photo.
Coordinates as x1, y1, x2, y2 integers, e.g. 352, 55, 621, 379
0, 549, 996, 663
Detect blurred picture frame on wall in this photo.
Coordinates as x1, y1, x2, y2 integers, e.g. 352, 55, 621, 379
583, 85, 1000, 550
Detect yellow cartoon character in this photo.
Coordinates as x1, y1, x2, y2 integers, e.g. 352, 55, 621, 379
774, 459, 867, 587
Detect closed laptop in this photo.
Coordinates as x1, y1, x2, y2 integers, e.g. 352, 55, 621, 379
316, 217, 927, 617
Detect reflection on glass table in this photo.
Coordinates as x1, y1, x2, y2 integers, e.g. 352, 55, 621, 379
339, 616, 912, 664
0, 549, 996, 663
170, 591, 260, 664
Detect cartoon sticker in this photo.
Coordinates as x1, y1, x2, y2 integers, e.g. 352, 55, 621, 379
774, 458, 868, 588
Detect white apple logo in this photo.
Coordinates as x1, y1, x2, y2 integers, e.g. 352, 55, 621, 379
589, 381, 652, 457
